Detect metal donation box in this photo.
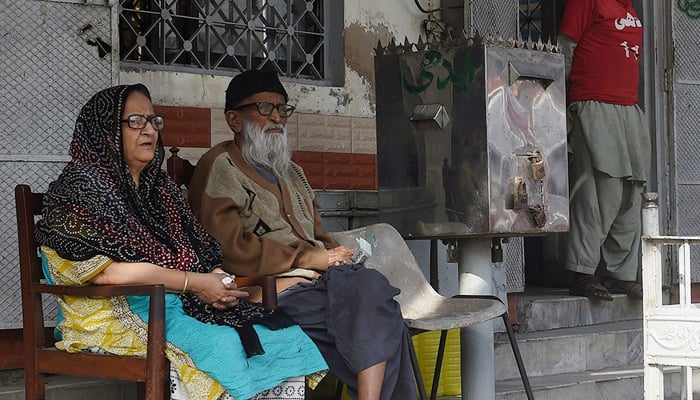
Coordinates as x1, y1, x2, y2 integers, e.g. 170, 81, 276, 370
375, 37, 569, 239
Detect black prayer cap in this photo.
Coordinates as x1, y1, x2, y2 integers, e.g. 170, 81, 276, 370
224, 70, 289, 112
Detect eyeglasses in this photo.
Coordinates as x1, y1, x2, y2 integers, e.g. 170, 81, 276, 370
232, 102, 296, 118
121, 114, 165, 130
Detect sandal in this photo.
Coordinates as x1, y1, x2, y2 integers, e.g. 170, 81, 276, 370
603, 278, 643, 300
569, 275, 613, 301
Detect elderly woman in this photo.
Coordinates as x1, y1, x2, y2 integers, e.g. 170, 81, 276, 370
34, 84, 327, 400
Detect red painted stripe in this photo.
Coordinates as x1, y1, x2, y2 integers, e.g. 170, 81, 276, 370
292, 151, 377, 190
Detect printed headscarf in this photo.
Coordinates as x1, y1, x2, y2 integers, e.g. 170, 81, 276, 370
35, 84, 291, 356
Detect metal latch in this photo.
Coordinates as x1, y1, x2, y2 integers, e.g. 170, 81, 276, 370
506, 177, 528, 210
528, 149, 545, 180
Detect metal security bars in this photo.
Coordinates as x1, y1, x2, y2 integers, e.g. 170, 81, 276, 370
519, 0, 542, 41
518, 0, 564, 44
119, 0, 339, 81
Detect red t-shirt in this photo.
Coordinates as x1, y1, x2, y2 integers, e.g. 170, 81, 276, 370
559, 0, 642, 105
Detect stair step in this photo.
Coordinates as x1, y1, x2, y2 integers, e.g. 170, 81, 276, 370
516, 287, 642, 332
495, 319, 642, 380
436, 365, 700, 400
497, 365, 700, 400
0, 374, 136, 400
496, 364, 647, 400
418, 320, 642, 384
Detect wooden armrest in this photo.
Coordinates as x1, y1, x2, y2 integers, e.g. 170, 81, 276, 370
235, 276, 278, 310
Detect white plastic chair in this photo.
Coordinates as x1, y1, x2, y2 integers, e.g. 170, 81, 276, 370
332, 223, 533, 400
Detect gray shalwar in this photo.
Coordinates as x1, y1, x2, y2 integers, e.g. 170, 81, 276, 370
565, 100, 651, 280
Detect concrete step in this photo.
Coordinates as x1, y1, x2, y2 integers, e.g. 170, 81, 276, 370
414, 320, 642, 391
495, 364, 700, 400
516, 287, 642, 333
433, 365, 700, 400
0, 371, 136, 400
496, 364, 647, 400
495, 319, 642, 381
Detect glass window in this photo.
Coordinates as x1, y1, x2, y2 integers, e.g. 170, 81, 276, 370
119, 0, 343, 84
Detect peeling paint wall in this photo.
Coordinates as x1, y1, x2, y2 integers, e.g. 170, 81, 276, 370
120, 1, 427, 118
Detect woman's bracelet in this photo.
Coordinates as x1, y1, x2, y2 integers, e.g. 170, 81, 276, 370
181, 271, 189, 295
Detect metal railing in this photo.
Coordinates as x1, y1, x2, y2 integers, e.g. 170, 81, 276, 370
642, 192, 700, 399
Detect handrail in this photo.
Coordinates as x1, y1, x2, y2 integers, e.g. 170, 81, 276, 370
641, 192, 700, 400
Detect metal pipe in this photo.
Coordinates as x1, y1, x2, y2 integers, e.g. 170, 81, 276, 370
457, 238, 495, 400
641, 192, 664, 399
412, 0, 463, 14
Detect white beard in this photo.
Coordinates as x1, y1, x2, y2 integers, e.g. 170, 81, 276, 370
240, 119, 291, 178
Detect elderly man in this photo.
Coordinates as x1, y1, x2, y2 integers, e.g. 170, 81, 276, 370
188, 70, 417, 400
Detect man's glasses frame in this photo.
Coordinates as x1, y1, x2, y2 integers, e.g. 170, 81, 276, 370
122, 114, 166, 130
232, 102, 296, 118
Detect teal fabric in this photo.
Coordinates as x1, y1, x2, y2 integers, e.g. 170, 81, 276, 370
127, 294, 327, 399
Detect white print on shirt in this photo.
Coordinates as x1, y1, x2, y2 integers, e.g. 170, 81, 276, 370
620, 41, 640, 60
615, 12, 642, 30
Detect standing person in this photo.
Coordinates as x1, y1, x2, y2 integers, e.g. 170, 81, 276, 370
188, 70, 418, 400
559, 0, 650, 300
35, 83, 327, 400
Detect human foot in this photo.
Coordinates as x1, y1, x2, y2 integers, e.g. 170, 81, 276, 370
569, 275, 613, 301
603, 278, 643, 300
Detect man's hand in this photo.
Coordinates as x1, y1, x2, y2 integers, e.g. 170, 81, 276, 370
327, 245, 355, 267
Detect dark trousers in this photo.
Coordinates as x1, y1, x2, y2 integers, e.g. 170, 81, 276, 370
278, 264, 417, 400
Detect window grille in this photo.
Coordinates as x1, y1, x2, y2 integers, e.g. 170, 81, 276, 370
519, 0, 542, 41
119, 0, 341, 83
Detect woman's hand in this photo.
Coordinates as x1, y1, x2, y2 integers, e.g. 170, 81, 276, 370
92, 262, 248, 310
189, 272, 249, 310
327, 246, 355, 267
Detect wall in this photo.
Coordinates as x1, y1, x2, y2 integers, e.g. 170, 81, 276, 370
120, 1, 429, 190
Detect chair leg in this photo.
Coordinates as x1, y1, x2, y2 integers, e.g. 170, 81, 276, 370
430, 330, 448, 400
452, 294, 534, 400
25, 370, 46, 400
501, 313, 534, 400
407, 333, 428, 400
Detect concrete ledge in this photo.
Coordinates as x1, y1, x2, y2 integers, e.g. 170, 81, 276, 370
0, 375, 136, 400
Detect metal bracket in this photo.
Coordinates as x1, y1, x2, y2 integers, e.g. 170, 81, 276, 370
444, 239, 458, 263
410, 104, 451, 129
